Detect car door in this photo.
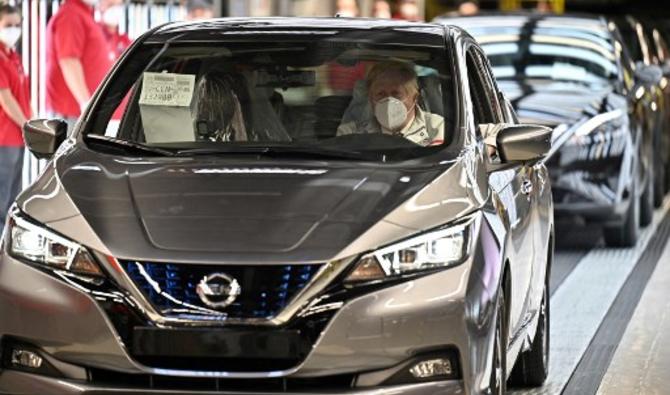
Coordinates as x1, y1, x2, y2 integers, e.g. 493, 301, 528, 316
464, 45, 535, 340
497, 88, 550, 314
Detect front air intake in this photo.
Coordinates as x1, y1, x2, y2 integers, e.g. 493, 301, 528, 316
119, 261, 322, 320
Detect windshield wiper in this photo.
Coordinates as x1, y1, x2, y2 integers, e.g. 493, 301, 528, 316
84, 135, 175, 156
175, 145, 369, 160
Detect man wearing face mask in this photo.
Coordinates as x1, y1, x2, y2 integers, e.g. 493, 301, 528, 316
337, 61, 444, 146
46, 0, 114, 129
0, 4, 30, 225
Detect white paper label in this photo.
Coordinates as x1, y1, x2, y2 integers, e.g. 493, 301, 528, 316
139, 72, 195, 107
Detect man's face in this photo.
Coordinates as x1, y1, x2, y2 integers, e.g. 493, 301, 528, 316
369, 74, 417, 113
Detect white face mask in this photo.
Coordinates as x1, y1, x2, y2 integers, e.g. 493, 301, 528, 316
374, 97, 408, 131
0, 27, 21, 49
102, 5, 123, 27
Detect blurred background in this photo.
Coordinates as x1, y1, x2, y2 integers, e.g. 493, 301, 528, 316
4, 0, 667, 183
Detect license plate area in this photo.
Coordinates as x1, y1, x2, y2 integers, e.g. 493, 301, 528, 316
132, 327, 305, 360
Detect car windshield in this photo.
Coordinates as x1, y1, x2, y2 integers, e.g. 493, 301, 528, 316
455, 17, 618, 87
86, 25, 457, 162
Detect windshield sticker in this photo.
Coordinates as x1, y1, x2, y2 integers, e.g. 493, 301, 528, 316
139, 72, 195, 107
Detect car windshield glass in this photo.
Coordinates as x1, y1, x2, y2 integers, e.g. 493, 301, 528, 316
87, 25, 457, 162
457, 17, 618, 86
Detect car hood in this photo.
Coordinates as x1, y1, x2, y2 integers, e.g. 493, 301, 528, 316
18, 145, 481, 263
498, 79, 612, 127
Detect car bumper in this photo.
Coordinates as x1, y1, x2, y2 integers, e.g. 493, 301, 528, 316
0, 370, 464, 395
0, 220, 501, 395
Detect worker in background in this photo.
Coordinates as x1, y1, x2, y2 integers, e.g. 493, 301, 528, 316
393, 0, 422, 21
0, 5, 31, 225
186, 0, 214, 21
372, 0, 392, 18
99, 0, 131, 59
536, 0, 552, 13
46, 0, 114, 129
457, 0, 480, 15
336, 0, 359, 17
329, 0, 365, 93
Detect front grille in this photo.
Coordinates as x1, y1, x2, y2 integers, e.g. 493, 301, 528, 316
120, 261, 322, 320
88, 368, 356, 392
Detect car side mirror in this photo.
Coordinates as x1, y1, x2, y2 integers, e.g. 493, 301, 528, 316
634, 63, 663, 85
22, 119, 68, 159
487, 124, 552, 172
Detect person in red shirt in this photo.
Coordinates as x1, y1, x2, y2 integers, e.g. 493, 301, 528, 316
46, 0, 114, 127
99, 0, 131, 59
0, 5, 31, 225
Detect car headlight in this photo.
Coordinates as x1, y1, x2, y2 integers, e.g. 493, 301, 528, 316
345, 214, 478, 283
6, 211, 103, 277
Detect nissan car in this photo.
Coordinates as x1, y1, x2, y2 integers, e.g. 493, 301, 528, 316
439, 13, 660, 247
0, 18, 552, 395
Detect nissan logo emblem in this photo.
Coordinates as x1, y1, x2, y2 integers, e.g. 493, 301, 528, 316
196, 273, 241, 309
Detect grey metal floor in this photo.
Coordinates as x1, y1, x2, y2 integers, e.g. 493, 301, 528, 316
597, 232, 670, 395
511, 198, 670, 395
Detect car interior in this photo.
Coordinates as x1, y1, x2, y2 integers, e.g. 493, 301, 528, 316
93, 42, 456, 152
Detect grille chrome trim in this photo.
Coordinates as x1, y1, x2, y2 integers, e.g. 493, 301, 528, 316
106, 256, 354, 327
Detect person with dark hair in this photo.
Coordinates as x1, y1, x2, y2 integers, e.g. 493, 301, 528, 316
192, 72, 248, 142
0, 4, 30, 225
46, 0, 114, 128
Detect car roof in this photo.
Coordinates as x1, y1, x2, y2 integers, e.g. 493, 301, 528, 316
145, 17, 454, 43
435, 12, 609, 32
436, 12, 613, 45
434, 11, 605, 23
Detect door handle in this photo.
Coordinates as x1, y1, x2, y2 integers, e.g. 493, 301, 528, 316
521, 179, 533, 195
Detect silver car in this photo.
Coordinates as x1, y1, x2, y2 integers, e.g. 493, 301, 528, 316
0, 18, 553, 395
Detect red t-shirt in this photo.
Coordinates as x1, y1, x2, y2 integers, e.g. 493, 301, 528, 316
46, 0, 115, 117
0, 45, 30, 147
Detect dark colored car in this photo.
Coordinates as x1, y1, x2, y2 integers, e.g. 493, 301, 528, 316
613, 15, 668, 207
0, 18, 553, 395
439, 13, 659, 246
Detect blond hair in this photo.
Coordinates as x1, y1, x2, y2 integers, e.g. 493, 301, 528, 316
366, 61, 419, 96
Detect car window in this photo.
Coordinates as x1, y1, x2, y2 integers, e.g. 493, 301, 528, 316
465, 47, 502, 128
87, 27, 458, 162
610, 25, 636, 92
501, 95, 519, 124
617, 19, 648, 64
